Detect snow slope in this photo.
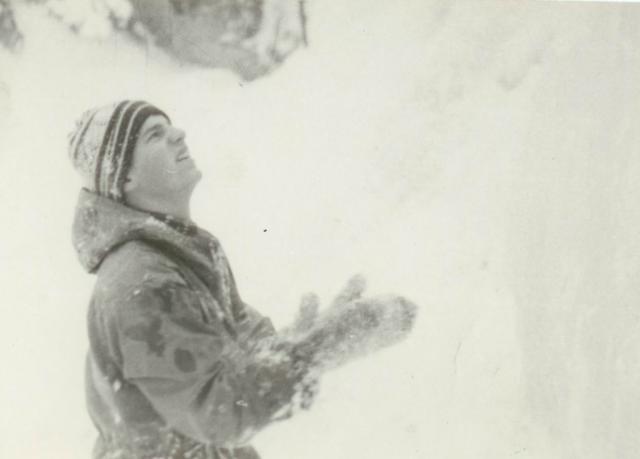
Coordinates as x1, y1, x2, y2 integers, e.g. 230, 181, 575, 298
1, 1, 640, 458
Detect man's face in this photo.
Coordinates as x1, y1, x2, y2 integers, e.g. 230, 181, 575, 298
125, 115, 202, 202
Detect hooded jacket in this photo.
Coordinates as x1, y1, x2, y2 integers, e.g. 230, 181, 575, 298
72, 189, 309, 459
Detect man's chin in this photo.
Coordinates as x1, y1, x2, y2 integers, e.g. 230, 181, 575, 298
187, 168, 203, 189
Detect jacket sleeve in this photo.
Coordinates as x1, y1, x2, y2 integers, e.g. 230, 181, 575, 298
113, 280, 312, 447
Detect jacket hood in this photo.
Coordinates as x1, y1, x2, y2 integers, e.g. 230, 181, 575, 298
72, 188, 215, 274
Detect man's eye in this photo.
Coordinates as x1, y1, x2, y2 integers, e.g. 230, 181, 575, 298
148, 131, 161, 141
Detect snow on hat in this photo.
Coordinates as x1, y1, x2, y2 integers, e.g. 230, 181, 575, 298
68, 100, 169, 202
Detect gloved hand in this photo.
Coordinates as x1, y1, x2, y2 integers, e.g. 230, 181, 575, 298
329, 274, 367, 310
285, 274, 367, 338
268, 274, 368, 420
253, 335, 321, 422
291, 292, 319, 333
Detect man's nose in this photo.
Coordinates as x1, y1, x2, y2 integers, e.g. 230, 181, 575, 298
169, 126, 186, 144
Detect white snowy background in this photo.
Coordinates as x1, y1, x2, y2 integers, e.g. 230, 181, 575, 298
1, 0, 640, 458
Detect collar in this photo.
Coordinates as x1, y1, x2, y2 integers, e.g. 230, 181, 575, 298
72, 188, 216, 273
147, 211, 198, 236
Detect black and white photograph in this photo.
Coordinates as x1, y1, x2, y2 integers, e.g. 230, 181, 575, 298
1, 0, 639, 458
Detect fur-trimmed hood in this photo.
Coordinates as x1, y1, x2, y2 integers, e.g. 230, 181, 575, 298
71, 188, 215, 276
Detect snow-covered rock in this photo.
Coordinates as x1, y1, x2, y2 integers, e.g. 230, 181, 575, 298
0, 0, 22, 51
43, 0, 307, 79
130, 0, 307, 79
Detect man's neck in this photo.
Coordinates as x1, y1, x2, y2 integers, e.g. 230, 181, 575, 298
127, 195, 193, 223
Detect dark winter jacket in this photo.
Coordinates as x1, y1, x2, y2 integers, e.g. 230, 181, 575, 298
72, 189, 309, 459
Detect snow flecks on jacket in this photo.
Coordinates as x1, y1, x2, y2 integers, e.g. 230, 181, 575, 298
73, 188, 316, 459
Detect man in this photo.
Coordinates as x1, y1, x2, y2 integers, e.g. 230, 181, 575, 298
69, 100, 319, 459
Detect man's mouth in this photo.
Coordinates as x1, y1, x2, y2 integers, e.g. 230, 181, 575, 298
176, 148, 190, 162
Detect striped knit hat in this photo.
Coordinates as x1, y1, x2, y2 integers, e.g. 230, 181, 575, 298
68, 100, 169, 203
